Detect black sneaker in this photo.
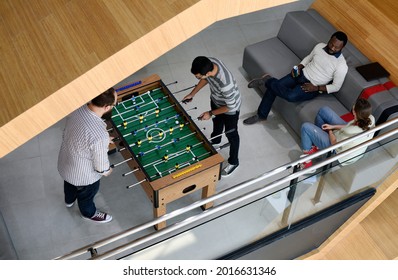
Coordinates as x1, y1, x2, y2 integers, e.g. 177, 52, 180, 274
82, 211, 112, 224
221, 163, 239, 177
247, 74, 271, 88
243, 115, 265, 125
65, 201, 75, 208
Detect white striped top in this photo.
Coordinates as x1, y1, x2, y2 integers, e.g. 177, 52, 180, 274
301, 43, 348, 94
58, 105, 110, 186
207, 57, 241, 114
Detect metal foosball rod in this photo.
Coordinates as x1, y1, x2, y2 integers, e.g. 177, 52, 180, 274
139, 127, 207, 162
111, 136, 120, 142
208, 128, 236, 140
191, 128, 236, 148
122, 168, 139, 177
185, 107, 197, 112
118, 120, 196, 152
110, 157, 132, 168
114, 96, 169, 118
126, 179, 147, 189
165, 81, 178, 87
114, 123, 203, 165
172, 85, 196, 95
148, 150, 212, 181
115, 104, 177, 129
216, 142, 230, 150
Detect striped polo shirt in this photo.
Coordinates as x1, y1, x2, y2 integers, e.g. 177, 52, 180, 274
207, 57, 241, 115
58, 105, 110, 186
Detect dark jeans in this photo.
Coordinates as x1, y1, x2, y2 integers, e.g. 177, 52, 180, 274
211, 102, 240, 165
64, 180, 100, 218
257, 73, 318, 119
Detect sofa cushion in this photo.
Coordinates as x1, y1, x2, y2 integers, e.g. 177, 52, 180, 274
273, 94, 348, 135
335, 68, 379, 110
277, 11, 331, 60
364, 89, 398, 121
307, 9, 370, 66
329, 146, 394, 193
388, 86, 398, 99
242, 37, 300, 79
307, 9, 336, 34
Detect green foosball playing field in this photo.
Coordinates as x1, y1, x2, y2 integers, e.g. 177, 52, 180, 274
111, 84, 210, 181
109, 74, 224, 230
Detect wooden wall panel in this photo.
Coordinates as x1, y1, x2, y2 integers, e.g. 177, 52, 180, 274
311, 0, 398, 86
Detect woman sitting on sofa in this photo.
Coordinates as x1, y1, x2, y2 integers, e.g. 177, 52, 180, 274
300, 98, 375, 168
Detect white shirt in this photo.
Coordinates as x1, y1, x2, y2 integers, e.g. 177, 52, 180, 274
301, 43, 348, 94
58, 105, 110, 186
335, 115, 375, 165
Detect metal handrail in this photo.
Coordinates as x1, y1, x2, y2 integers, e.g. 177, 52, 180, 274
55, 116, 398, 259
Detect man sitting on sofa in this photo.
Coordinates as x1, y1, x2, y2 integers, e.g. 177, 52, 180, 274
243, 31, 348, 125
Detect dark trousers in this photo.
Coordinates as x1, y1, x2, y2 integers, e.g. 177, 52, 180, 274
211, 102, 240, 165
258, 73, 318, 119
64, 180, 100, 218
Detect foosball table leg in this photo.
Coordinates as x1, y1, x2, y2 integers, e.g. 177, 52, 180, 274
153, 205, 167, 230
200, 182, 216, 211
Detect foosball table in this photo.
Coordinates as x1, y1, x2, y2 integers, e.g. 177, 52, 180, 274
109, 74, 224, 229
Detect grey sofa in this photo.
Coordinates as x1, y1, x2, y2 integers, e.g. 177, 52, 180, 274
242, 9, 398, 193
242, 9, 398, 135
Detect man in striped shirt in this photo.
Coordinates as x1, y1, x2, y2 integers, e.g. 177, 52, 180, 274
58, 88, 117, 223
182, 56, 241, 176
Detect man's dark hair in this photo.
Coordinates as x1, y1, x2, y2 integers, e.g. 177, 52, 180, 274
191, 56, 214, 75
331, 31, 348, 46
91, 87, 116, 107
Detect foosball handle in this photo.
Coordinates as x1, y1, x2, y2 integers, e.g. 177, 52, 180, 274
126, 179, 146, 189
218, 143, 230, 150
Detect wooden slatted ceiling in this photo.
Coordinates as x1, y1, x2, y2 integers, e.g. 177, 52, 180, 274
0, 0, 295, 158
0, 0, 199, 126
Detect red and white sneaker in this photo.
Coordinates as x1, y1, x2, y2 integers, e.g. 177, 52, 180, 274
82, 211, 112, 224
299, 146, 319, 171
307, 145, 319, 155
299, 154, 313, 169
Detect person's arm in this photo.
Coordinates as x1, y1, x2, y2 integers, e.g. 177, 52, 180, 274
92, 137, 112, 176
325, 62, 348, 94
328, 130, 337, 145
299, 43, 321, 66
322, 124, 346, 131
322, 123, 345, 145
298, 44, 327, 92
198, 105, 229, 121
182, 79, 208, 102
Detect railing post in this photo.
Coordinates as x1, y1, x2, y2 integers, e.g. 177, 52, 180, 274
281, 164, 300, 226
313, 152, 333, 204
